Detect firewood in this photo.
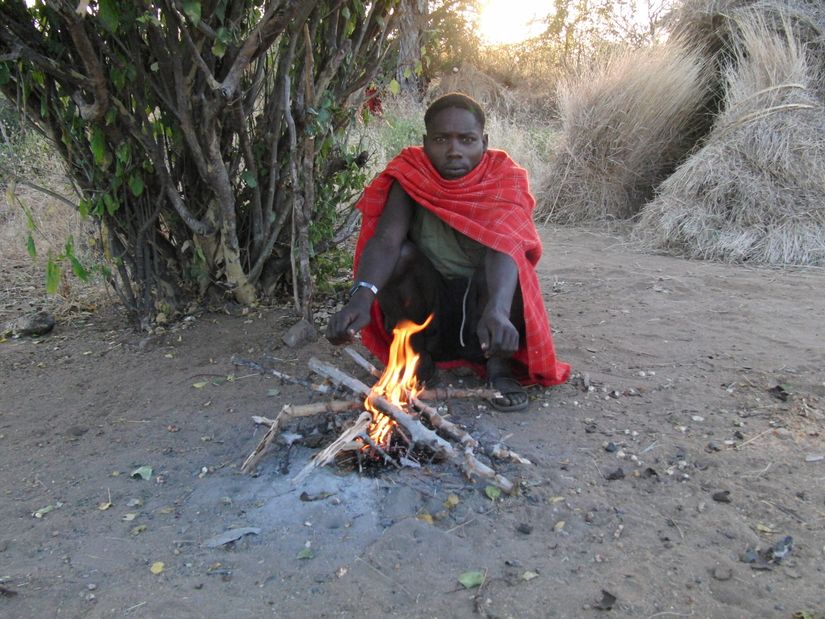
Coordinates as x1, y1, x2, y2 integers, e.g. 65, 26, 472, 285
418, 386, 502, 401
292, 412, 371, 483
232, 356, 333, 394
343, 346, 381, 378
461, 447, 515, 494
242, 400, 360, 473
411, 396, 478, 449
308, 356, 371, 396
366, 394, 455, 459
490, 443, 532, 465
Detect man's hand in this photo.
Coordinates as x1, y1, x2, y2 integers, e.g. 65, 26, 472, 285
325, 294, 373, 345
476, 307, 519, 358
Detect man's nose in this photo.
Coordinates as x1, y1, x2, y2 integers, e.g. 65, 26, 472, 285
446, 138, 462, 157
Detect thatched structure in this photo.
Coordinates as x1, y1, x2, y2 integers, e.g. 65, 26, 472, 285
635, 12, 825, 265
535, 43, 713, 224
539, 0, 825, 266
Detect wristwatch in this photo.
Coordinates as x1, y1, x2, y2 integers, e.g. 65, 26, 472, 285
348, 280, 379, 299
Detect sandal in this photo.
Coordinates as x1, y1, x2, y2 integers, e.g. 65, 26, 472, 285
487, 375, 530, 412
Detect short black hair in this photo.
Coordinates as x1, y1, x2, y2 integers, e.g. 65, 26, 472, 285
424, 93, 485, 131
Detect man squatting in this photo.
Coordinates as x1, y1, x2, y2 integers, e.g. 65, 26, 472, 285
326, 93, 570, 411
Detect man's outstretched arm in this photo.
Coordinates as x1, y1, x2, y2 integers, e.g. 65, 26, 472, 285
476, 249, 520, 358
326, 182, 414, 344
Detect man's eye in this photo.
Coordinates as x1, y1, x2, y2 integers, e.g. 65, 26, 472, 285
462, 136, 476, 143
434, 136, 446, 143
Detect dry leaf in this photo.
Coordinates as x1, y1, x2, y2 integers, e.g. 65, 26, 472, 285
521, 570, 539, 581
149, 561, 164, 575
458, 570, 485, 589
122, 513, 137, 521
192, 382, 208, 389
416, 512, 434, 524
131, 524, 147, 536
554, 520, 566, 532
443, 494, 460, 509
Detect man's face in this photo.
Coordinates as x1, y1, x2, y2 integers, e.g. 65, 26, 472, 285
423, 107, 488, 179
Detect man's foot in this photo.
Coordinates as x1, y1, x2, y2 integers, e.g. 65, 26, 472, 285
487, 375, 529, 411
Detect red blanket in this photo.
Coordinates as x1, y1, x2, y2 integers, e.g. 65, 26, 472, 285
354, 146, 570, 387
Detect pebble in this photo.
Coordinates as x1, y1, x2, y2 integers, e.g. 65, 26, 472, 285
516, 523, 533, 535
712, 566, 733, 581
606, 468, 625, 481
712, 490, 731, 503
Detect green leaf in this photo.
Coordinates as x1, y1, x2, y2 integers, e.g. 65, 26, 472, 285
90, 127, 107, 166
267, 388, 280, 397
388, 79, 400, 96
26, 235, 36, 259
484, 485, 502, 501
78, 199, 91, 219
241, 170, 257, 188
129, 173, 145, 197
211, 39, 227, 58
131, 466, 153, 480
458, 570, 485, 589
69, 255, 89, 282
45, 258, 60, 295
0, 63, 10, 86
115, 142, 131, 164
103, 193, 118, 216
402, 67, 412, 79
98, 0, 120, 32
296, 548, 314, 560
183, 1, 202, 25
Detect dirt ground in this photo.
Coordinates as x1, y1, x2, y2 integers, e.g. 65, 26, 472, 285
1, 226, 824, 619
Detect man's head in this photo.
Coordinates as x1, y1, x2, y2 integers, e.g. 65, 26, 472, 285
423, 93, 488, 180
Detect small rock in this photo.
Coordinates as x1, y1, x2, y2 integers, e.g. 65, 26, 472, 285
86, 583, 97, 591
1, 311, 55, 337
606, 468, 625, 481
516, 523, 533, 535
282, 319, 317, 348
712, 490, 731, 503
604, 442, 618, 453
712, 566, 732, 581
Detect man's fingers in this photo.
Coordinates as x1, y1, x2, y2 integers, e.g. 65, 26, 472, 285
477, 325, 491, 353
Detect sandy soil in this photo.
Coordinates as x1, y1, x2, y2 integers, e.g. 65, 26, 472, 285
1, 226, 824, 619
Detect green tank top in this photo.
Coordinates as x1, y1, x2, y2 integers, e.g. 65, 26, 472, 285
409, 205, 485, 279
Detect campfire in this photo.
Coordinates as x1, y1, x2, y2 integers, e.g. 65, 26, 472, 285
238, 317, 531, 493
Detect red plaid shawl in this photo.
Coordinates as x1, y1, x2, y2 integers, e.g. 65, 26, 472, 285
353, 146, 570, 387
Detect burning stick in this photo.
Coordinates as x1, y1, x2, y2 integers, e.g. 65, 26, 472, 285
308, 357, 454, 458
292, 412, 371, 484
344, 346, 500, 401
241, 400, 360, 473
367, 393, 455, 459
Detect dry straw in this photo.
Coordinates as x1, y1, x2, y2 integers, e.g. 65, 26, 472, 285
635, 12, 825, 265
536, 42, 713, 224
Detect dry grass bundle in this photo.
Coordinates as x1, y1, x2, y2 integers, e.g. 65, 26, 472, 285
635, 14, 825, 265
428, 64, 522, 118
669, 0, 825, 79
535, 42, 712, 224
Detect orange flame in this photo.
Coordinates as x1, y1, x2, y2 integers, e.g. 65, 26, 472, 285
365, 314, 433, 450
